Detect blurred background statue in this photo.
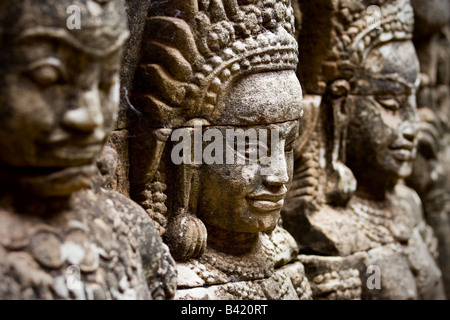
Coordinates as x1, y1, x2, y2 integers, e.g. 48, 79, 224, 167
406, 0, 450, 298
282, 0, 446, 299
0, 0, 176, 300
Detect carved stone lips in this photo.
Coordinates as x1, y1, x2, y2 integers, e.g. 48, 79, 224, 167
246, 193, 286, 212
390, 143, 416, 161
50, 142, 104, 165
5, 162, 96, 177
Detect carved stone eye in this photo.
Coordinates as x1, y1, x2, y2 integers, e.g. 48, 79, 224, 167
375, 96, 401, 111
285, 141, 294, 153
28, 64, 62, 87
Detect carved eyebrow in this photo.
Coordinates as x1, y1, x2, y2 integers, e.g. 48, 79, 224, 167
374, 74, 417, 90
285, 123, 299, 144
16, 27, 128, 58
27, 57, 62, 69
352, 73, 418, 96
273, 120, 299, 141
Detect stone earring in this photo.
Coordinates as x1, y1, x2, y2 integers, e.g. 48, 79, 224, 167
324, 79, 356, 206
164, 128, 207, 261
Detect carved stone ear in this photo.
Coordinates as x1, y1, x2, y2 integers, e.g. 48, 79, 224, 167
329, 79, 350, 98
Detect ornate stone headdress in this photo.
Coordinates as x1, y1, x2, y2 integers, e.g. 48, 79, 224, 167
130, 0, 301, 260
0, 0, 129, 57
299, 0, 415, 94
293, 0, 415, 206
133, 0, 300, 128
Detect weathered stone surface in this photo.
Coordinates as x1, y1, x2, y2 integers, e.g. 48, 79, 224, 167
129, 0, 312, 300
0, 184, 176, 300
1, 0, 450, 302
406, 0, 450, 298
282, 0, 446, 300
106, 131, 131, 196
0, 0, 176, 300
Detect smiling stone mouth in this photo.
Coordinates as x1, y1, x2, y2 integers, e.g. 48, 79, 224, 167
0, 163, 95, 177
247, 193, 287, 202
390, 148, 414, 161
246, 197, 285, 212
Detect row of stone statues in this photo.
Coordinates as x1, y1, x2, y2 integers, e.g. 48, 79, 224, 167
0, 0, 449, 300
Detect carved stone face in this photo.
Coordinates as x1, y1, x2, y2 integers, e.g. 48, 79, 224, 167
0, 2, 125, 196
345, 41, 420, 185
0, 41, 121, 168
411, 0, 450, 34
196, 71, 301, 234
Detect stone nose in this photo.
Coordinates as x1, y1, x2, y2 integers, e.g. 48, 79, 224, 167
262, 151, 290, 187
400, 94, 419, 142
62, 86, 104, 133
402, 123, 417, 142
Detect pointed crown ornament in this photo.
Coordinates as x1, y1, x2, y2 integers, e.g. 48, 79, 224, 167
0, 0, 129, 57
134, 0, 300, 128
130, 0, 302, 260
298, 0, 414, 94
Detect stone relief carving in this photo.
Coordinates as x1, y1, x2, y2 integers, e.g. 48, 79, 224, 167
282, 0, 446, 299
0, 0, 176, 300
129, 0, 312, 300
1, 0, 450, 301
405, 0, 450, 298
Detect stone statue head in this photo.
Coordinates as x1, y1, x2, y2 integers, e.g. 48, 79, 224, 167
406, 0, 450, 197
0, 0, 129, 197
298, 0, 420, 202
411, 0, 450, 37
131, 0, 303, 260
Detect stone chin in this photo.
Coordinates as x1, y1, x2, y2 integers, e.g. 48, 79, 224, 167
16, 163, 98, 197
